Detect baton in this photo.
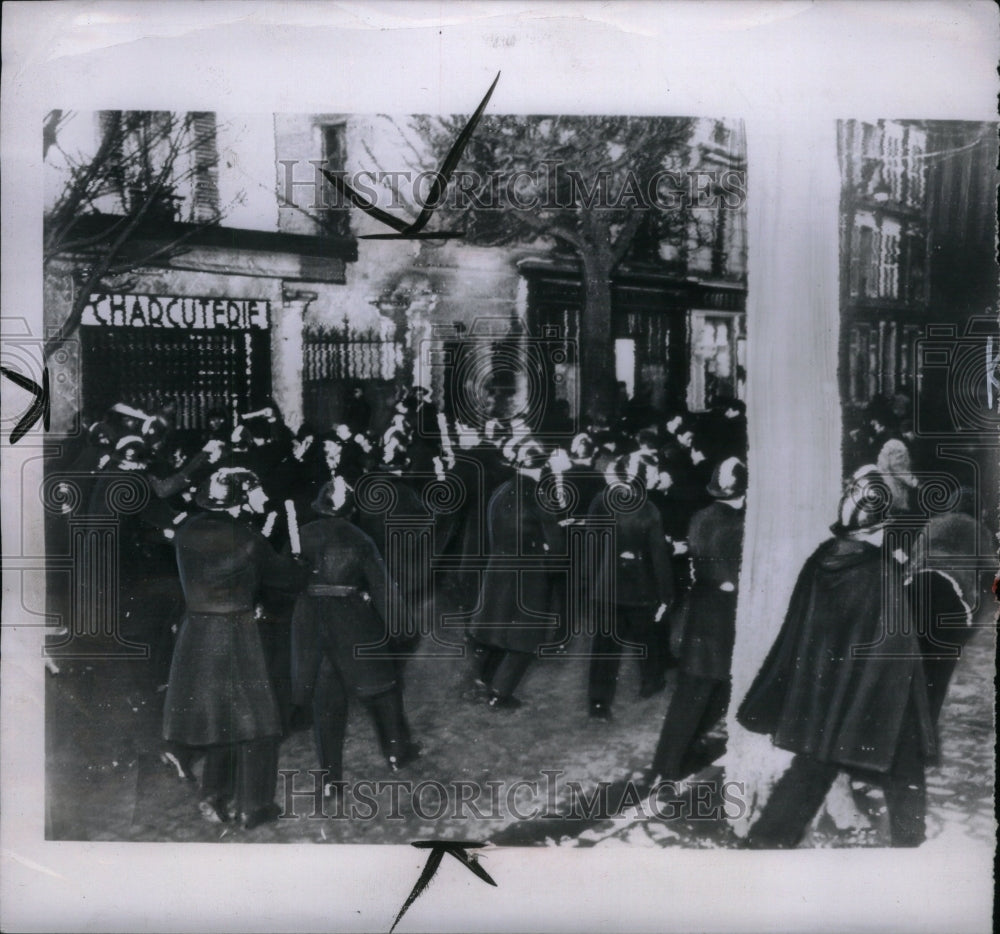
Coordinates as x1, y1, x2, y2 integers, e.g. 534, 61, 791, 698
285, 499, 301, 555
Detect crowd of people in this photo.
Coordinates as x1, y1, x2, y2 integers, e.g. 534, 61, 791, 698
47, 383, 990, 845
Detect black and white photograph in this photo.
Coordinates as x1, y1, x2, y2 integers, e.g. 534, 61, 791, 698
2, 2, 998, 932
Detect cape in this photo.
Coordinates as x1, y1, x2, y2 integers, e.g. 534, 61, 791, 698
737, 536, 937, 773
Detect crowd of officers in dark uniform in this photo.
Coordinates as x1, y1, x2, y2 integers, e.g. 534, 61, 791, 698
53, 386, 748, 831
50, 385, 990, 845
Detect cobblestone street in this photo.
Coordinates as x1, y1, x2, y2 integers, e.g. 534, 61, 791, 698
45, 580, 995, 849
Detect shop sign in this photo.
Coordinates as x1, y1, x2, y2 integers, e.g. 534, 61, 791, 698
81, 293, 270, 330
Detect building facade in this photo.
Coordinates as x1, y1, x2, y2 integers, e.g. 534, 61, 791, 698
838, 119, 999, 454
45, 112, 748, 438
44, 111, 358, 437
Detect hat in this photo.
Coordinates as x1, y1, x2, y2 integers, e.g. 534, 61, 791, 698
242, 415, 272, 441
109, 402, 148, 422
665, 413, 688, 436
514, 438, 549, 471
605, 454, 632, 488
876, 439, 917, 488
830, 464, 891, 535
114, 434, 147, 457
195, 467, 260, 511
622, 449, 657, 484
141, 414, 170, 439
707, 456, 747, 498
569, 432, 595, 463
311, 476, 356, 518
382, 430, 411, 469
87, 420, 114, 449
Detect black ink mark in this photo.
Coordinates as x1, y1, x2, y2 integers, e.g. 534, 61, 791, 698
390, 841, 496, 933
323, 71, 501, 240
1, 364, 50, 442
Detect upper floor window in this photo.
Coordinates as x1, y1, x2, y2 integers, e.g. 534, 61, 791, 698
96, 111, 220, 223
850, 212, 901, 301
320, 122, 350, 238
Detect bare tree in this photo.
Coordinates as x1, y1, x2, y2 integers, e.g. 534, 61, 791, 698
335, 114, 737, 418
43, 110, 229, 360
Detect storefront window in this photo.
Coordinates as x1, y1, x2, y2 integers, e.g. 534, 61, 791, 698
687, 310, 745, 411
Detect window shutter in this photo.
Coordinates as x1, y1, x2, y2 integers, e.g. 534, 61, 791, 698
190, 112, 219, 223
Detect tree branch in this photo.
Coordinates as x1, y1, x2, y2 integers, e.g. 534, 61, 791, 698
610, 207, 648, 266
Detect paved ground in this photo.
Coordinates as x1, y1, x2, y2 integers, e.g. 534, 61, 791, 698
45, 578, 996, 849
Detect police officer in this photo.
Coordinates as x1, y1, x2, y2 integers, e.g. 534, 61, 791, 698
291, 477, 419, 795
648, 456, 746, 781
162, 468, 305, 829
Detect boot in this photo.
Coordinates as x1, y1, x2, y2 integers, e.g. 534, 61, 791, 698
366, 688, 420, 772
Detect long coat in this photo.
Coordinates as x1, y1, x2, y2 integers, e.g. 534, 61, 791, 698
162, 511, 303, 746
588, 491, 675, 609
737, 536, 937, 774
355, 471, 433, 636
469, 474, 563, 653
676, 500, 745, 680
290, 517, 402, 705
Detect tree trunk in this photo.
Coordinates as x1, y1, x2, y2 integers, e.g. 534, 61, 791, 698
579, 249, 615, 423
725, 114, 843, 834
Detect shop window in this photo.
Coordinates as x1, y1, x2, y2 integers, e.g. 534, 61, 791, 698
847, 323, 872, 405
883, 123, 904, 202
905, 127, 927, 208
852, 213, 900, 301
615, 339, 636, 399
687, 310, 745, 412
899, 325, 922, 391
613, 307, 674, 412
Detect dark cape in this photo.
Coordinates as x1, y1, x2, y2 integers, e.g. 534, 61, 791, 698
737, 536, 937, 774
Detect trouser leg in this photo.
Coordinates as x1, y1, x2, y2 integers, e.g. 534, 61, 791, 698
650, 672, 722, 779
745, 755, 840, 848
694, 678, 731, 736
882, 712, 927, 847
268, 619, 294, 736
633, 623, 657, 687
235, 738, 279, 815
475, 644, 506, 686
200, 744, 235, 801
629, 611, 671, 688
312, 656, 349, 782
491, 650, 533, 699
364, 689, 412, 767
588, 627, 625, 706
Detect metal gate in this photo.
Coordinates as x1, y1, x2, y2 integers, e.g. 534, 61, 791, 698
302, 326, 402, 428
80, 326, 271, 429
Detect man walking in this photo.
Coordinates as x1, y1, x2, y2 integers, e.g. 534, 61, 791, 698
737, 465, 936, 847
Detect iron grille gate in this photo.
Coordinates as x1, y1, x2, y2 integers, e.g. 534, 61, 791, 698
302, 327, 403, 428
81, 326, 271, 429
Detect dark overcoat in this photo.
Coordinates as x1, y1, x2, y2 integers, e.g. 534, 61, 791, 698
469, 474, 563, 653
290, 517, 401, 704
452, 446, 513, 565
737, 536, 937, 774
588, 490, 675, 609
355, 472, 429, 561
677, 500, 745, 680
162, 511, 303, 746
